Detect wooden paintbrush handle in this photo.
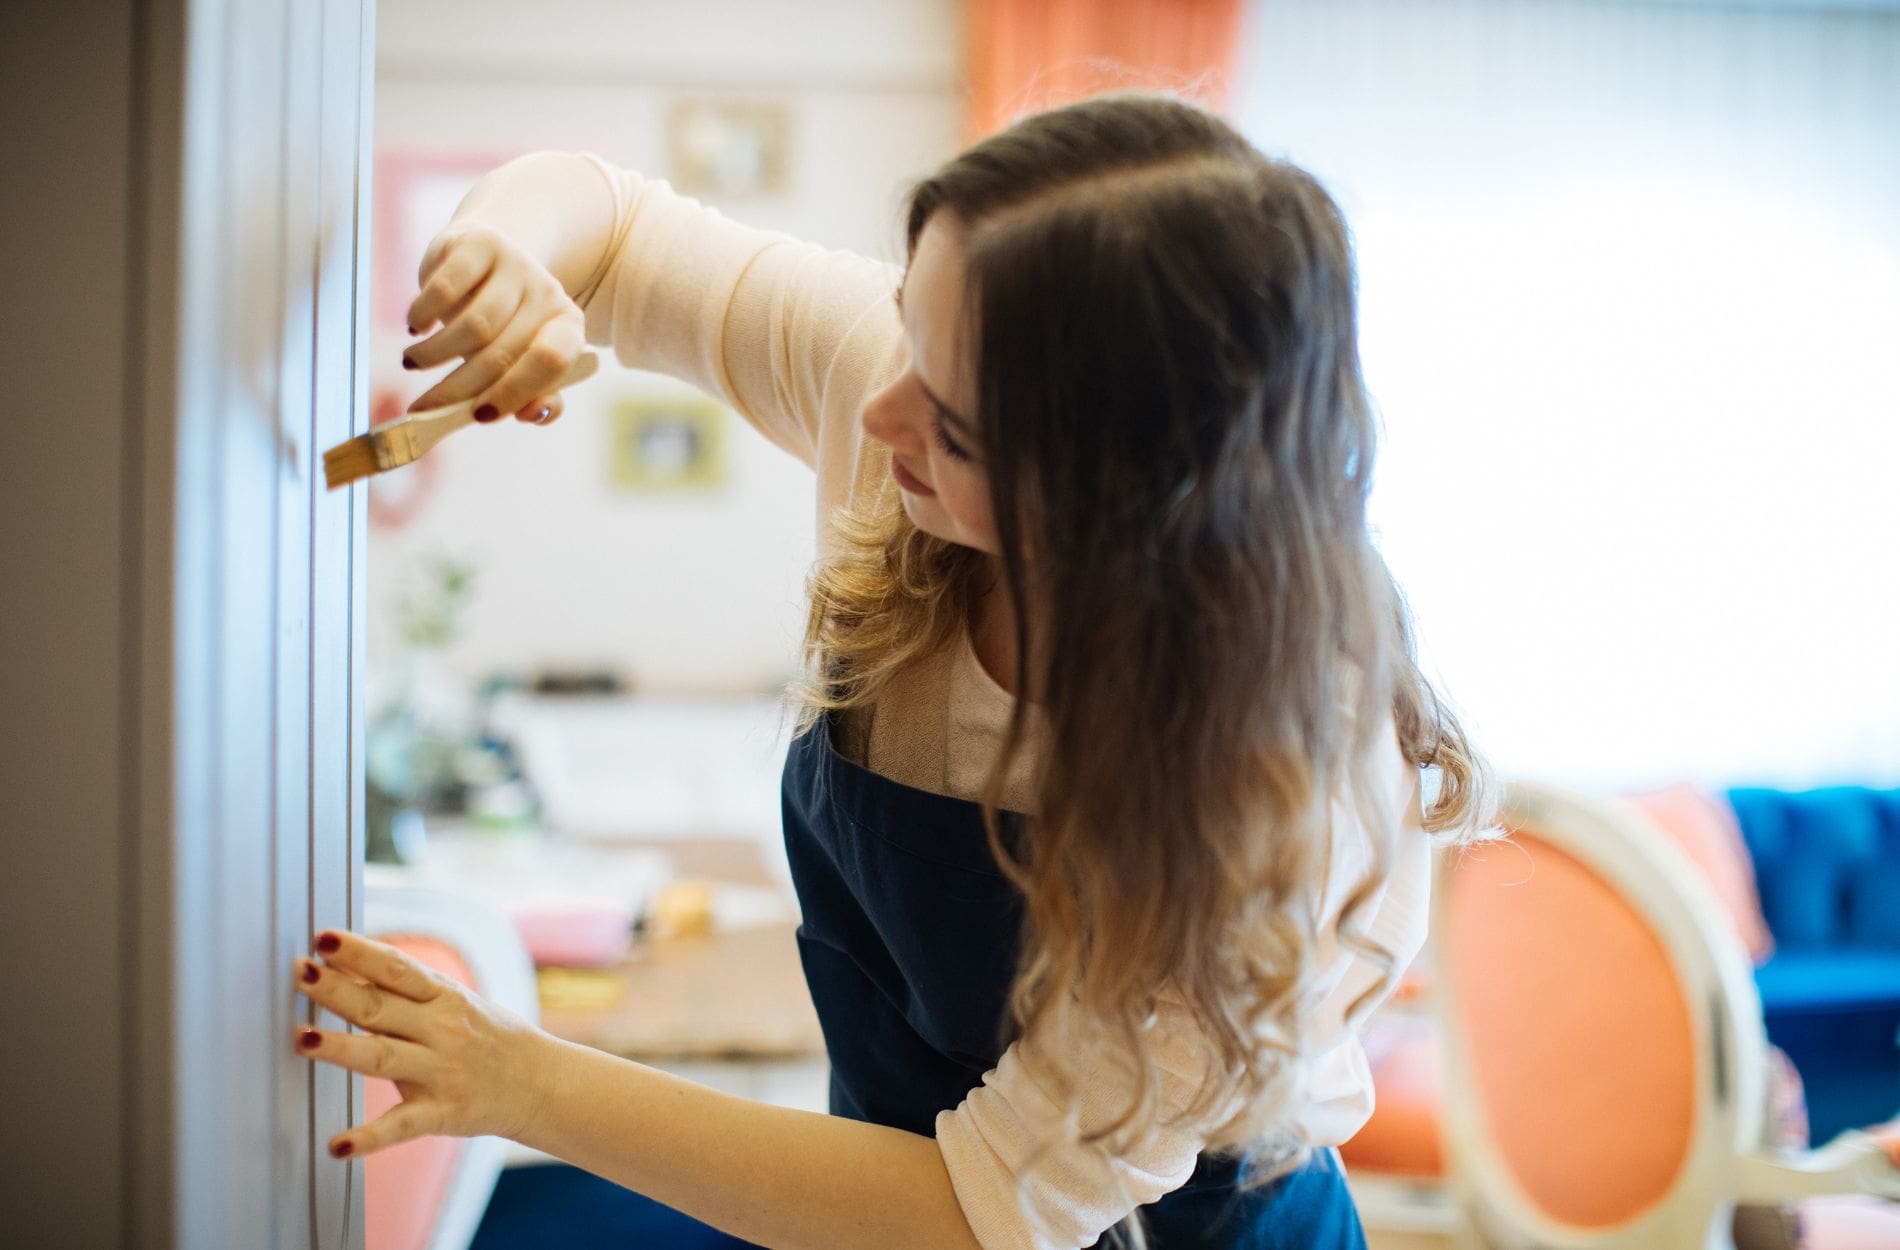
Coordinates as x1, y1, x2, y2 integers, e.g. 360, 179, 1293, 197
407, 350, 601, 455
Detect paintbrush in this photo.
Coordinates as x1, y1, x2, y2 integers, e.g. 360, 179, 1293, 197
323, 350, 600, 490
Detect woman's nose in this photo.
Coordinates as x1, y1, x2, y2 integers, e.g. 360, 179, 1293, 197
860, 377, 914, 450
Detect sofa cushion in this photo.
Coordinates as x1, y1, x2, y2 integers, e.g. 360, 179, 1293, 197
1727, 788, 1900, 950
1756, 950, 1900, 1015
1625, 784, 1775, 963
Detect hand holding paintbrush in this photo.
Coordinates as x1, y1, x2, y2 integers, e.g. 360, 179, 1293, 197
324, 216, 600, 490
324, 349, 599, 489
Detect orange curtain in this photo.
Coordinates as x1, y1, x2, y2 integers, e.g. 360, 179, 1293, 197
964, 0, 1248, 141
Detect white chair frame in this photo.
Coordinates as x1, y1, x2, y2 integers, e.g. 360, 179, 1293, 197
1434, 779, 1900, 1250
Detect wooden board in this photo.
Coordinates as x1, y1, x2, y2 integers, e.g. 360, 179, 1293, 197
537, 919, 825, 1059
529, 835, 824, 1059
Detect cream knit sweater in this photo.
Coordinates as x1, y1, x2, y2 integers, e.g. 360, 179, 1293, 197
565, 153, 1430, 1250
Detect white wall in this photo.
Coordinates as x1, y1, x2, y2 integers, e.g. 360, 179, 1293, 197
369, 0, 961, 702
373, 0, 1899, 791
1239, 0, 1900, 790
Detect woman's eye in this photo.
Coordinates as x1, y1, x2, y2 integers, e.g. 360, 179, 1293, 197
932, 414, 973, 463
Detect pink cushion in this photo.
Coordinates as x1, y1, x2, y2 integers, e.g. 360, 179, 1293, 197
1797, 1197, 1900, 1250
510, 903, 634, 969
1624, 784, 1775, 963
364, 935, 480, 1250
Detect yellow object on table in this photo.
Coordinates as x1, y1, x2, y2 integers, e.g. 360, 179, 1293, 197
535, 968, 628, 1012
520, 838, 824, 1060
650, 878, 716, 939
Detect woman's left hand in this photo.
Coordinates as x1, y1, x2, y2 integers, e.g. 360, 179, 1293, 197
292, 929, 552, 1160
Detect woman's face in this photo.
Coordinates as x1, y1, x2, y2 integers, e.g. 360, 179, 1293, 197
860, 215, 1000, 555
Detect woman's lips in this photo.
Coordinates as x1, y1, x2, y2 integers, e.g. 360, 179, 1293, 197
891, 456, 936, 497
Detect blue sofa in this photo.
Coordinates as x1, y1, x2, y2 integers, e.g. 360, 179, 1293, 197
1727, 786, 1900, 1142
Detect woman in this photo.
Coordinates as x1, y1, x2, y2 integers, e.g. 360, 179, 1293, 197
294, 92, 1494, 1249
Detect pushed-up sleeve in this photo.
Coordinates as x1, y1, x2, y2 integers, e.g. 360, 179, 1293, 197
933, 1005, 1220, 1250
573, 154, 903, 475
932, 724, 1431, 1250
1297, 720, 1433, 1146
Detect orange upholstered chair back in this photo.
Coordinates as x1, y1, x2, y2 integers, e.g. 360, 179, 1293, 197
1440, 831, 1698, 1227
1425, 782, 1900, 1250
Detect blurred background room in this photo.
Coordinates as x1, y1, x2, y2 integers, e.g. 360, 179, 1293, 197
353, 1, 1900, 1248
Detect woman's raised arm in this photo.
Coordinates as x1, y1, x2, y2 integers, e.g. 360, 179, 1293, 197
573, 152, 904, 472
404, 150, 906, 470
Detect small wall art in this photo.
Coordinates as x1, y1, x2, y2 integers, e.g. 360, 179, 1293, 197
665, 99, 792, 199
609, 396, 730, 493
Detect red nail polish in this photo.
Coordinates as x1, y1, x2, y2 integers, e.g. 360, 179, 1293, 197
407, 323, 420, 335
331, 1140, 354, 1159
301, 962, 320, 984
316, 932, 341, 954
474, 404, 499, 423
401, 356, 418, 371
299, 1027, 322, 1051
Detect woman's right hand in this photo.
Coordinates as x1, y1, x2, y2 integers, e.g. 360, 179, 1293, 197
401, 222, 589, 426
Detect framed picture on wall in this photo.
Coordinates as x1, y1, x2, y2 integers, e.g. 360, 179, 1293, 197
609, 397, 731, 493
665, 99, 792, 199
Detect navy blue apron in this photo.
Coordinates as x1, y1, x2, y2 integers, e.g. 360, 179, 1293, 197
781, 707, 1366, 1249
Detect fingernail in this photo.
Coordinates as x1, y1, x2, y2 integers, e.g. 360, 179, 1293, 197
331, 1140, 354, 1159
401, 356, 418, 371
535, 406, 552, 424
407, 323, 420, 335
316, 932, 341, 954
299, 1027, 322, 1051
301, 962, 320, 984
474, 404, 499, 423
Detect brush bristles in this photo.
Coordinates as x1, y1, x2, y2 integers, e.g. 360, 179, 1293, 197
322, 434, 383, 490
323, 421, 423, 490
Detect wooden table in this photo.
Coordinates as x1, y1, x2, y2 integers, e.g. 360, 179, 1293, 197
529, 836, 826, 1061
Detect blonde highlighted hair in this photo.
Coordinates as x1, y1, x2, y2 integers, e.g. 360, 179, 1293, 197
791, 92, 1495, 1246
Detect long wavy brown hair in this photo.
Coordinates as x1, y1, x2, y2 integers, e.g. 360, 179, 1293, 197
791, 92, 1495, 1246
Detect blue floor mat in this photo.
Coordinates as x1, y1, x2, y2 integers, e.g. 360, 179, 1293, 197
470, 1162, 765, 1250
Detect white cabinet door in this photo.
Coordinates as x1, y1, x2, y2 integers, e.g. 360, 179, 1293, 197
0, 1, 376, 1247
